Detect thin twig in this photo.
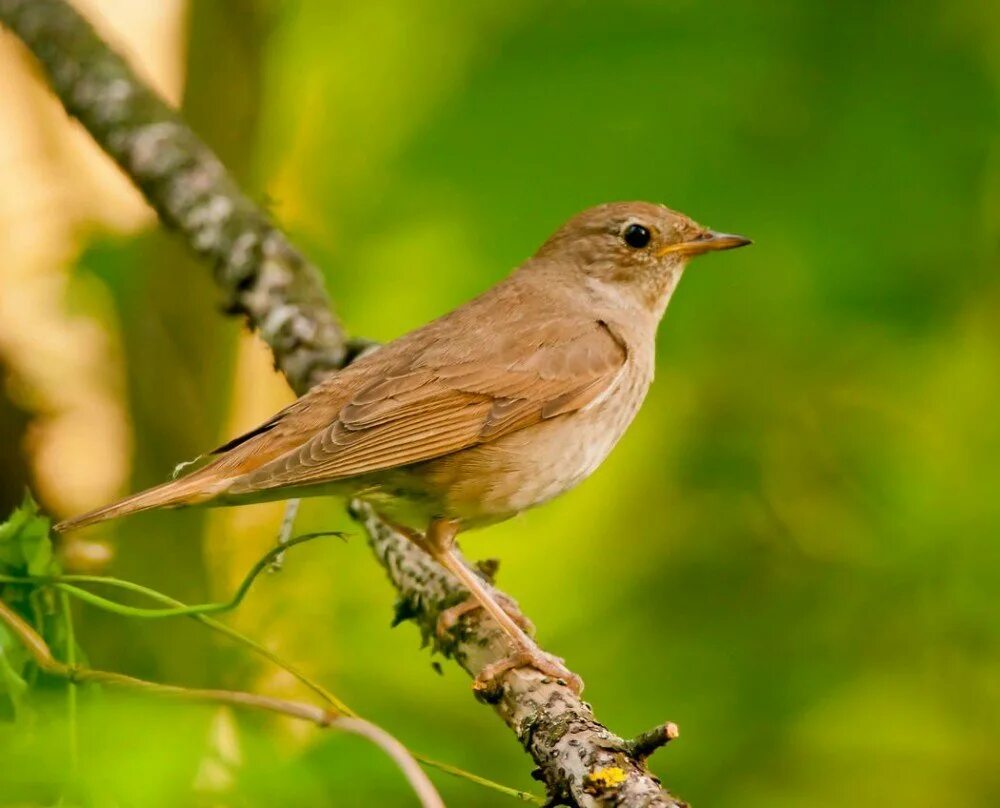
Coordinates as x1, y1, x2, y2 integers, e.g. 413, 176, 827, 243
1, 534, 354, 715
0, 531, 343, 619
270, 498, 302, 571
0, 599, 444, 808
626, 723, 681, 761
413, 754, 544, 804
58, 591, 79, 774
4, 543, 545, 803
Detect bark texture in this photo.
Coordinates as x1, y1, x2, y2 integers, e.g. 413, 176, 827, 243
0, 1, 685, 804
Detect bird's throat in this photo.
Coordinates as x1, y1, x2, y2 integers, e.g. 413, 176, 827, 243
643, 265, 685, 320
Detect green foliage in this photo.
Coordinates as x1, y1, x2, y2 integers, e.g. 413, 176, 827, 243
0, 501, 533, 806
0, 494, 62, 719
0, 493, 55, 577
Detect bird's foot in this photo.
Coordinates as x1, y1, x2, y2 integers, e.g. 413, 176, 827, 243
437, 593, 535, 640
473, 648, 583, 697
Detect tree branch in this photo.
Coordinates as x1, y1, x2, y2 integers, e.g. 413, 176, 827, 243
0, 1, 686, 804
0, 0, 345, 395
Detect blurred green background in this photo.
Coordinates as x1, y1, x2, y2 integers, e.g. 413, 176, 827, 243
0, 0, 997, 805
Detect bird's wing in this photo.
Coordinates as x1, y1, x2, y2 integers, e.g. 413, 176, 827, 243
225, 318, 627, 494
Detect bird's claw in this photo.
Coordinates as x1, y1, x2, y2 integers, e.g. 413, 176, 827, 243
473, 649, 583, 696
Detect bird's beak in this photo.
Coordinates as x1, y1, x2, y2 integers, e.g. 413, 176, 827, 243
657, 230, 752, 258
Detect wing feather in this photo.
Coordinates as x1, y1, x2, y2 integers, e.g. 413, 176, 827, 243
226, 319, 627, 495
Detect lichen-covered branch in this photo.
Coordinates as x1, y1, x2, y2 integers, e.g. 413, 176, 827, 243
355, 502, 684, 806
0, 2, 686, 804
0, 0, 345, 395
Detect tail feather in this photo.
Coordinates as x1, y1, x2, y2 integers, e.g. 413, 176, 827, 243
55, 472, 228, 533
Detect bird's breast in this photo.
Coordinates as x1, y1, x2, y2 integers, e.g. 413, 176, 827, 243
397, 356, 654, 528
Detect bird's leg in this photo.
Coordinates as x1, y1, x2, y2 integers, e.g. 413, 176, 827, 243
423, 518, 582, 695
269, 498, 301, 572
374, 516, 528, 633
438, 592, 534, 639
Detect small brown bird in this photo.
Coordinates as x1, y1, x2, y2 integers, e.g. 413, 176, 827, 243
57, 201, 750, 691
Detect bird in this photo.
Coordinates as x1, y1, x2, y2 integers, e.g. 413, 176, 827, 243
56, 201, 750, 692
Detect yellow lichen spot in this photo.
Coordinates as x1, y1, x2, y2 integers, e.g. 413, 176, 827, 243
585, 766, 628, 793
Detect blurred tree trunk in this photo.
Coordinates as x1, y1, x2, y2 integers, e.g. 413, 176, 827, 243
0, 362, 31, 514
81, 0, 267, 685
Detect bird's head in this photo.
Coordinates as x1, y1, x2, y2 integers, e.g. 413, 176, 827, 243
534, 201, 751, 316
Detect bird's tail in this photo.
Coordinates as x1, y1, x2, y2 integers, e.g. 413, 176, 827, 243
54, 471, 229, 533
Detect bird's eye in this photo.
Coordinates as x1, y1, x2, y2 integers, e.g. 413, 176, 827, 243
623, 223, 651, 249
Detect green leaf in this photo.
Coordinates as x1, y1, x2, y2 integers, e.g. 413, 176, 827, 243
0, 492, 59, 721
0, 492, 56, 576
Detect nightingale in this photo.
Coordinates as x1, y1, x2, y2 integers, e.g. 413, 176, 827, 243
57, 201, 750, 692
